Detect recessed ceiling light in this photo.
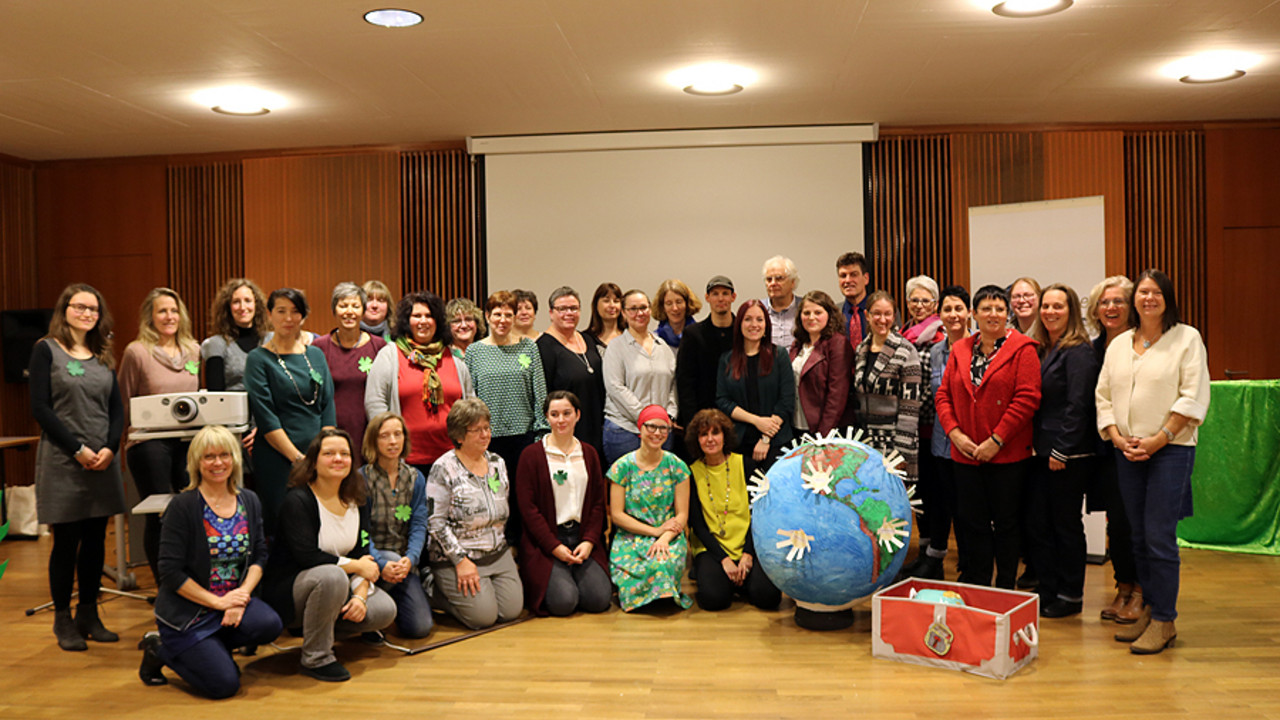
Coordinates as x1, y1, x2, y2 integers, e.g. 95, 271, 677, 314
192, 86, 286, 116
1162, 51, 1258, 84
991, 0, 1073, 18
364, 8, 423, 28
667, 63, 757, 96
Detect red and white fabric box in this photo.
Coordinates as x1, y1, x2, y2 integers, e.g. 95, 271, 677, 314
871, 578, 1039, 680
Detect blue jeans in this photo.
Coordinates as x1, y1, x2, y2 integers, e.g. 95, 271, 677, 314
158, 598, 283, 699
378, 551, 435, 638
1114, 445, 1196, 622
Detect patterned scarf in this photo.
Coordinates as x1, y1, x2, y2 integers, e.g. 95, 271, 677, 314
395, 337, 445, 410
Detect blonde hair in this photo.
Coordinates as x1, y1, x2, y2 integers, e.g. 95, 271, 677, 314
1085, 275, 1134, 335
1029, 283, 1090, 353
184, 425, 244, 493
137, 287, 199, 353
651, 279, 703, 323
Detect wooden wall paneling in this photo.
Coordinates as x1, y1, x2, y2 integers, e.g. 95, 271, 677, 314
866, 135, 952, 307
34, 159, 169, 360
0, 159, 39, 485
243, 152, 401, 334
1123, 131, 1206, 344
1042, 131, 1127, 277
167, 163, 244, 340
401, 149, 476, 301
947, 132, 1044, 289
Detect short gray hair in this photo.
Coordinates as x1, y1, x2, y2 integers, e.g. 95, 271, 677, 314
762, 255, 798, 282
331, 282, 367, 314
446, 398, 491, 447
548, 286, 579, 309
905, 275, 940, 302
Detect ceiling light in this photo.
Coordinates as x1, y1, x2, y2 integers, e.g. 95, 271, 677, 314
1162, 51, 1258, 84
192, 86, 286, 116
363, 8, 423, 28
667, 64, 757, 96
991, 0, 1073, 18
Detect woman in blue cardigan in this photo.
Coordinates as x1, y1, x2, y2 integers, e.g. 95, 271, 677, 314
139, 425, 282, 698
716, 299, 795, 479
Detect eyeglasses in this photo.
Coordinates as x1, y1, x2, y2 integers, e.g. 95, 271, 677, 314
1010, 293, 1038, 302
552, 305, 580, 314
69, 303, 100, 316
624, 306, 650, 314
449, 317, 475, 326
908, 298, 936, 306
466, 424, 492, 436
201, 452, 233, 464
641, 423, 672, 435
1097, 299, 1127, 308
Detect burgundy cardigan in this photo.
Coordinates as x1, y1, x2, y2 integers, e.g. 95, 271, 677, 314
789, 334, 855, 436
934, 330, 1041, 466
515, 439, 610, 615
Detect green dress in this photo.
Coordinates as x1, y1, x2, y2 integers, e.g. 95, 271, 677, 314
607, 451, 693, 611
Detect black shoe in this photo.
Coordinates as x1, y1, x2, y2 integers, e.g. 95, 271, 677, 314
53, 608, 87, 652
75, 603, 120, 643
302, 661, 351, 682
361, 630, 385, 646
1040, 599, 1083, 618
138, 632, 169, 686
1016, 570, 1039, 590
911, 555, 946, 581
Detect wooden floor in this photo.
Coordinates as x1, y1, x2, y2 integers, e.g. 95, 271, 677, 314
2, 534, 1278, 719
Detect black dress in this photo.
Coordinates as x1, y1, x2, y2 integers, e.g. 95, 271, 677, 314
536, 333, 605, 457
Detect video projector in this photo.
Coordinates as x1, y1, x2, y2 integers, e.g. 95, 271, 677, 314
129, 391, 250, 440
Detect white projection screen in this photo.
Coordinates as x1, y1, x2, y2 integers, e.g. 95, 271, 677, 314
968, 196, 1106, 303
478, 133, 868, 317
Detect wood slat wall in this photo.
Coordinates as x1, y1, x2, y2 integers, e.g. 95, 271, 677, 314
865, 135, 953, 308
401, 149, 477, 301
1043, 131, 1127, 275
167, 162, 244, 340
1123, 130, 1207, 339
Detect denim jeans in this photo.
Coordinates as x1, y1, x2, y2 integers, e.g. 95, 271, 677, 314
1114, 445, 1196, 622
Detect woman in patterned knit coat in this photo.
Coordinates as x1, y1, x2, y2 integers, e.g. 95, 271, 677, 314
851, 291, 923, 485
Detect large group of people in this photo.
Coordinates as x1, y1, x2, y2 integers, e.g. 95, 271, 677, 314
27, 255, 1211, 697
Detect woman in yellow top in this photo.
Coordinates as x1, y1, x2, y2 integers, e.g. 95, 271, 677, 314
685, 408, 781, 612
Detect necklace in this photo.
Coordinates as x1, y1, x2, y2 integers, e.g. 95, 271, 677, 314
270, 342, 320, 406
705, 460, 732, 537
202, 490, 235, 516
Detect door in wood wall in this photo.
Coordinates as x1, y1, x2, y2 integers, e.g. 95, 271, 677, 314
1218, 227, 1279, 380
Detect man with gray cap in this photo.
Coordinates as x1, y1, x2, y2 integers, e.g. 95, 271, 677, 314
676, 275, 737, 430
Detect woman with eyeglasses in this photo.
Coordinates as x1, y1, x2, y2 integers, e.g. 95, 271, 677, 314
851, 291, 922, 486
445, 297, 486, 358
602, 289, 678, 468
426, 398, 524, 629
903, 275, 945, 348
899, 276, 943, 576
1085, 275, 1141, 623
935, 285, 1041, 589
364, 292, 475, 478
1009, 277, 1041, 336
536, 287, 605, 455
138, 425, 282, 697
716, 299, 795, 479
1096, 269, 1209, 655
119, 288, 203, 581
30, 284, 127, 652
608, 405, 692, 612
244, 288, 337, 533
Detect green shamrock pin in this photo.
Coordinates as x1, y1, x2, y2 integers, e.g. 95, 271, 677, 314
184, 359, 200, 375
394, 504, 412, 522
518, 353, 531, 369
553, 469, 568, 486
487, 473, 502, 493
66, 360, 85, 377
360, 529, 370, 547
310, 369, 323, 384
358, 356, 374, 374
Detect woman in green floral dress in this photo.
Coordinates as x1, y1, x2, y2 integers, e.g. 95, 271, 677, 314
607, 405, 692, 611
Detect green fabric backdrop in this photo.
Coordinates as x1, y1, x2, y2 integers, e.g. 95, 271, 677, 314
1177, 380, 1280, 555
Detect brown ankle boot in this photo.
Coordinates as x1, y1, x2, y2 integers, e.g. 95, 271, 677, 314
1130, 619, 1176, 654
1114, 605, 1150, 642
1101, 583, 1133, 620
1114, 587, 1144, 624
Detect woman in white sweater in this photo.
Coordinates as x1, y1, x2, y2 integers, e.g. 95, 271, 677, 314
1096, 269, 1210, 656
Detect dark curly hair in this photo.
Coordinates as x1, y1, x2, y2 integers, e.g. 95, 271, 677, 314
685, 408, 738, 461
391, 291, 452, 345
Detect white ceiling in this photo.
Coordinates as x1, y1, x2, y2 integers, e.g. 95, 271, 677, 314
1, 0, 1276, 161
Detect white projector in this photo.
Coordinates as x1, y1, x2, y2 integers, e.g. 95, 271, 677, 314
130, 391, 250, 431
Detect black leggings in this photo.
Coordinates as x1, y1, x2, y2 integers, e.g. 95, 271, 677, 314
693, 551, 782, 612
48, 516, 109, 610
127, 439, 189, 581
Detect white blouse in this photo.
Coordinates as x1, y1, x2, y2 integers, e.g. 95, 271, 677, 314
1095, 323, 1210, 446
543, 436, 589, 527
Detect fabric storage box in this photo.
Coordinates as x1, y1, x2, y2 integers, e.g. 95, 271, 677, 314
871, 578, 1039, 680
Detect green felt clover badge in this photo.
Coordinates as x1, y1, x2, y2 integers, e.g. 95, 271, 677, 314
184, 359, 200, 376
487, 473, 503, 494
553, 469, 568, 486
358, 356, 374, 374
66, 360, 85, 377
518, 353, 532, 369
394, 504, 412, 522
360, 529, 370, 547
310, 369, 323, 384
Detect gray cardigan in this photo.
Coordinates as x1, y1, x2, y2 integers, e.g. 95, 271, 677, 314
364, 342, 474, 418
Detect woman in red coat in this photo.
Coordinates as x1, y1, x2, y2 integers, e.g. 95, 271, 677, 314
515, 391, 611, 616
935, 285, 1041, 589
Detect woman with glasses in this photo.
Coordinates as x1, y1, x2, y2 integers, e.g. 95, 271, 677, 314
1009, 277, 1042, 336
536, 287, 605, 455
608, 405, 692, 612
426, 398, 524, 629
445, 297, 486, 358
602, 289, 678, 468
903, 275, 945, 348
139, 425, 282, 697
935, 285, 1041, 589
851, 291, 922, 485
31, 284, 127, 651
716, 299, 795, 479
